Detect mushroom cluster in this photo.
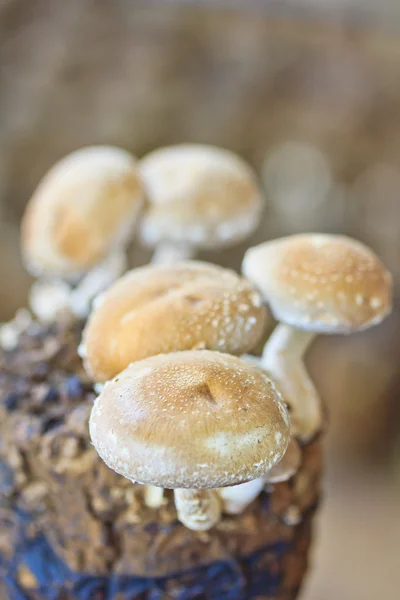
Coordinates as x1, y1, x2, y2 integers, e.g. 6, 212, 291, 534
242, 234, 392, 441
21, 146, 144, 321
20, 143, 263, 322
19, 145, 392, 533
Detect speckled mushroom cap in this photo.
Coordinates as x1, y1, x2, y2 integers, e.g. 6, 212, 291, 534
89, 350, 290, 489
82, 261, 267, 382
139, 144, 263, 249
242, 234, 392, 333
21, 146, 143, 280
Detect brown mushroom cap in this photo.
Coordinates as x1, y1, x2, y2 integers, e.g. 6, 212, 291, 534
89, 350, 290, 489
21, 146, 143, 279
242, 234, 392, 333
139, 144, 263, 249
82, 261, 268, 382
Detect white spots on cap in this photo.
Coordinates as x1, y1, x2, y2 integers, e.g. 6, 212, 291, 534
251, 292, 263, 308
370, 297, 382, 309
107, 431, 119, 446
306, 290, 319, 301
244, 234, 391, 334
120, 447, 130, 460
77, 343, 86, 358
274, 431, 283, 444
245, 316, 257, 332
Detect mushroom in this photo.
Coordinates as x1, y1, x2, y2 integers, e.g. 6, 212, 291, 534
218, 438, 300, 514
139, 144, 264, 264
89, 350, 290, 531
242, 234, 392, 441
81, 261, 268, 383
82, 261, 268, 508
21, 146, 144, 320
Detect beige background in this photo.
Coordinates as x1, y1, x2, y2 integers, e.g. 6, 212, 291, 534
0, 2, 399, 599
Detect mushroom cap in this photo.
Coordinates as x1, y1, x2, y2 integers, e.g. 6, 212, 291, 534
139, 144, 263, 249
89, 350, 290, 489
21, 146, 143, 280
82, 261, 267, 382
242, 234, 392, 333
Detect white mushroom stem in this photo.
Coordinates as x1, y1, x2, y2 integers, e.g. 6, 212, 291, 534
69, 251, 127, 318
151, 242, 196, 265
174, 489, 221, 531
261, 324, 322, 442
219, 439, 301, 515
218, 478, 265, 515
143, 485, 165, 509
29, 280, 72, 322
29, 252, 127, 323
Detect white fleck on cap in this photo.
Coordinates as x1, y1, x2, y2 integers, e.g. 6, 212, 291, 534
242, 234, 392, 333
89, 350, 290, 489
21, 146, 144, 280
139, 144, 264, 249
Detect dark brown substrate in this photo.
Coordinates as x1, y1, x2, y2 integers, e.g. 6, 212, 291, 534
0, 320, 323, 600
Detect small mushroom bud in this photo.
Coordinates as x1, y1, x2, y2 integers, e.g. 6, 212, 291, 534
21, 146, 144, 320
89, 350, 290, 532
243, 234, 392, 441
139, 145, 264, 264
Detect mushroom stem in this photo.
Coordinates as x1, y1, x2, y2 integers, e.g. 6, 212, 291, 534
261, 324, 323, 442
69, 251, 127, 318
143, 485, 165, 508
151, 242, 195, 265
218, 478, 265, 515
219, 438, 301, 514
29, 280, 72, 322
174, 489, 221, 531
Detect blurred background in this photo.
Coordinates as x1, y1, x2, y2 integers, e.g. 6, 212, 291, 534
0, 1, 399, 598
